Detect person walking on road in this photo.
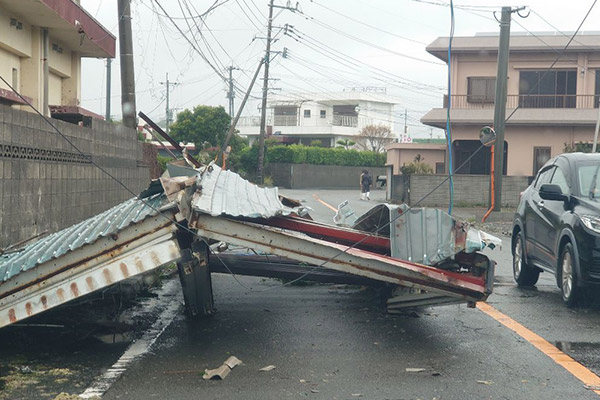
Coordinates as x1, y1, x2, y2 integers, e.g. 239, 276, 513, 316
360, 169, 372, 201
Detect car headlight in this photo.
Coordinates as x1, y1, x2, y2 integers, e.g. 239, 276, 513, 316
580, 215, 600, 233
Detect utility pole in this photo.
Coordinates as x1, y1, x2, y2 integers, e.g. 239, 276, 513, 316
257, 0, 275, 184
42, 27, 49, 116
160, 73, 179, 134
492, 7, 512, 212
404, 108, 408, 134
218, 59, 265, 166
105, 58, 112, 121
257, 1, 297, 183
117, 0, 137, 129
226, 65, 239, 120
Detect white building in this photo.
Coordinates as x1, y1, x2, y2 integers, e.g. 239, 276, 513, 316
238, 91, 399, 147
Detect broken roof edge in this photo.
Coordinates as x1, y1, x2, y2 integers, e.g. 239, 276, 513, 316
0, 193, 174, 284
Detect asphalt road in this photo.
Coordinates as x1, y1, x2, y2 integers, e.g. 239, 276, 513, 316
102, 188, 600, 399
4, 188, 600, 399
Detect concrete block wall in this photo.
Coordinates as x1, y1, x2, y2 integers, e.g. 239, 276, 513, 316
0, 105, 150, 248
407, 174, 529, 208
267, 163, 386, 189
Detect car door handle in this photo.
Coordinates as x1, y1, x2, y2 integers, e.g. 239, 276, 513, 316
537, 200, 544, 208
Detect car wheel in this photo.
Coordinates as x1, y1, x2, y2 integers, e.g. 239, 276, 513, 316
560, 243, 580, 307
513, 232, 540, 287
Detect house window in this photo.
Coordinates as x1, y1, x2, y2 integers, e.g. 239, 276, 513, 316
320, 110, 326, 118
304, 109, 311, 118
453, 140, 507, 175
467, 77, 496, 103
533, 147, 551, 175
12, 68, 17, 89
519, 70, 576, 108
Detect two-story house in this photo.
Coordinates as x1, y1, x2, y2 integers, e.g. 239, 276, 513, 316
419, 32, 600, 176
238, 91, 398, 147
0, 0, 115, 121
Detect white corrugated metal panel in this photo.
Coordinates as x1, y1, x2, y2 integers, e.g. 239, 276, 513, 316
193, 165, 303, 218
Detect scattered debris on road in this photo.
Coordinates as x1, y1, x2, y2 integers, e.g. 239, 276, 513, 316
202, 356, 242, 380
259, 365, 276, 372
405, 368, 427, 373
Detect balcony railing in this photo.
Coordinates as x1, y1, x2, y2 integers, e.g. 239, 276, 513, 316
332, 115, 358, 127
274, 115, 298, 126
443, 94, 600, 109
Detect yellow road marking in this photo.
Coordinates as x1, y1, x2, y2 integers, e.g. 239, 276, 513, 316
477, 302, 600, 395
312, 194, 338, 213
316, 195, 600, 394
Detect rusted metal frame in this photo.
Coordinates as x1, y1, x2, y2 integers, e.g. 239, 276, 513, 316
248, 216, 391, 255
191, 215, 488, 302
0, 215, 176, 300
175, 227, 215, 317
0, 234, 180, 328
0, 224, 178, 306
209, 253, 383, 286
138, 111, 202, 168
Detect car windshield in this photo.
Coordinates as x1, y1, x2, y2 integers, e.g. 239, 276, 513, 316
578, 163, 600, 200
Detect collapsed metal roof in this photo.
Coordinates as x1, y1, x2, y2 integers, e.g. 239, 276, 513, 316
0, 193, 168, 284
0, 193, 180, 328
0, 158, 499, 329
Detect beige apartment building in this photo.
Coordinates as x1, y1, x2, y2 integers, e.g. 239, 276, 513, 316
0, 0, 114, 120
417, 32, 600, 176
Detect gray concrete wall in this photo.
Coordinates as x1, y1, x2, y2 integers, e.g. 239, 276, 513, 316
268, 163, 386, 189
405, 174, 529, 208
0, 105, 150, 248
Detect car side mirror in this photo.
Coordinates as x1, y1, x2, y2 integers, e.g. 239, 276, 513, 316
539, 184, 569, 202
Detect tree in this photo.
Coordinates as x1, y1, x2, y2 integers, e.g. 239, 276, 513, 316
354, 124, 395, 153
336, 138, 356, 150
169, 105, 231, 150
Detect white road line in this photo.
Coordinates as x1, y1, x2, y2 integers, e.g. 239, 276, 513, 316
80, 279, 183, 399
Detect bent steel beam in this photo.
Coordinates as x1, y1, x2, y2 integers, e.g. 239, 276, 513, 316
191, 215, 491, 303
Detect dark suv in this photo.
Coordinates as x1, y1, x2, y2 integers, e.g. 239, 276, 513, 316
512, 153, 600, 306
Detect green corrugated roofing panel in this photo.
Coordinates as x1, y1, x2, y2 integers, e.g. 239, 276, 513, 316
0, 193, 169, 283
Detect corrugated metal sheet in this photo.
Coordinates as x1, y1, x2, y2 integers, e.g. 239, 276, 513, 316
0, 193, 169, 283
193, 164, 303, 218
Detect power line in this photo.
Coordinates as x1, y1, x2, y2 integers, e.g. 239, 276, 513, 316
285, 30, 443, 99
151, 0, 228, 82
297, 10, 445, 65
309, 0, 427, 46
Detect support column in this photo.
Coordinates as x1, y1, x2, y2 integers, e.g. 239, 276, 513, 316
117, 0, 137, 129
176, 230, 215, 317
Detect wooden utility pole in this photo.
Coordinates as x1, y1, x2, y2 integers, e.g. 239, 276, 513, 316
257, 0, 275, 184
492, 7, 511, 211
117, 0, 137, 129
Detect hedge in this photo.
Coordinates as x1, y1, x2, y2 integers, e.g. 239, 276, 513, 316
267, 144, 386, 167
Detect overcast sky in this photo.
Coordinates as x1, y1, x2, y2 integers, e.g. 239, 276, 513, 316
79, 0, 600, 138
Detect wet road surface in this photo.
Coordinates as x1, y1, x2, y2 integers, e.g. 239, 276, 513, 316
3, 188, 600, 399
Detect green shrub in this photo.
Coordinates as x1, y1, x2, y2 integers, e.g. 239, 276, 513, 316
400, 161, 434, 175
267, 145, 384, 167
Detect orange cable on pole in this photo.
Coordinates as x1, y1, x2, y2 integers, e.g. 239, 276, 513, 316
482, 145, 495, 223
